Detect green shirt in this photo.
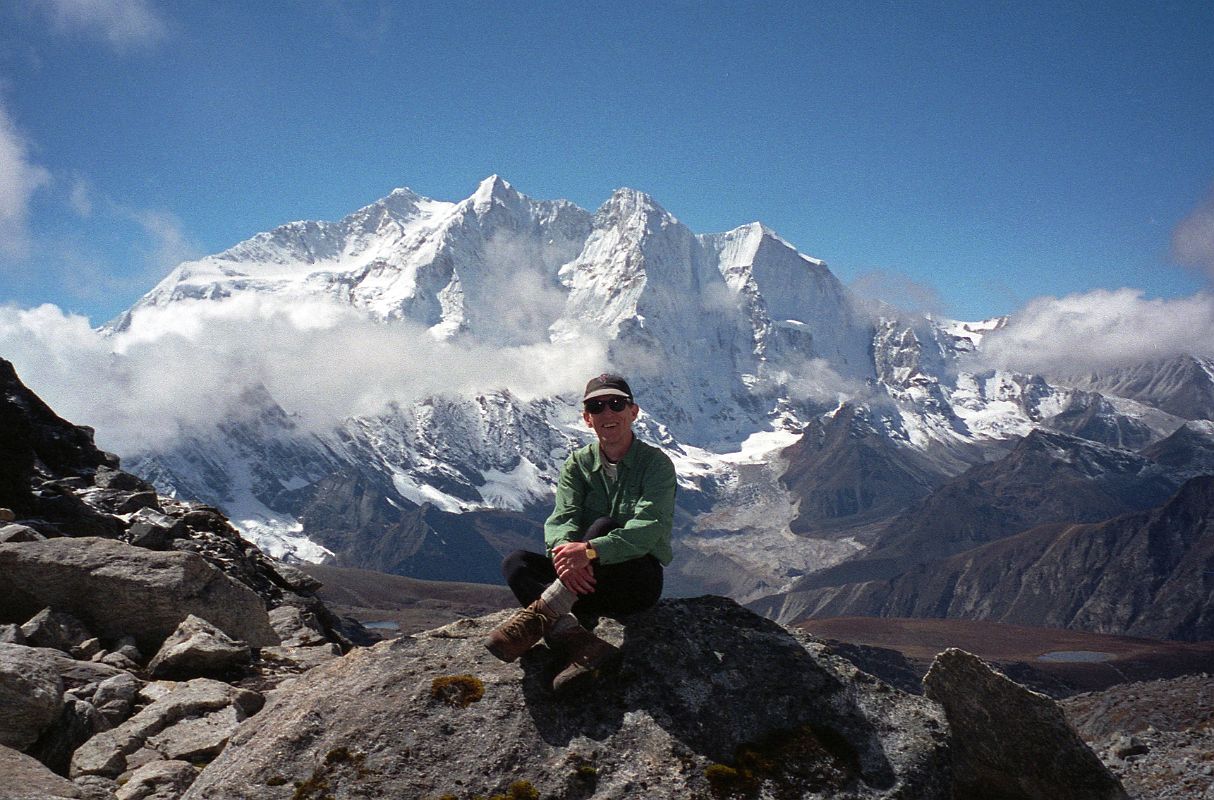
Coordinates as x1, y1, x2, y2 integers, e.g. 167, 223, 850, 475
543, 437, 677, 566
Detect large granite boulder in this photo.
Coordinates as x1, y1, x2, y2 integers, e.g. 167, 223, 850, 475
924, 648, 1128, 800
185, 597, 953, 799
0, 744, 87, 800
0, 537, 278, 652
0, 643, 64, 750
146, 615, 252, 679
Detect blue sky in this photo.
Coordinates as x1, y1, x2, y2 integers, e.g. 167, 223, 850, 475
1, 0, 1212, 325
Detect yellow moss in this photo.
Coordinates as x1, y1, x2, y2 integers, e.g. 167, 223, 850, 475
430, 674, 485, 707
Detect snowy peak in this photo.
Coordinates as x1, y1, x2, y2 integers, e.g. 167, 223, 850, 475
467, 174, 528, 217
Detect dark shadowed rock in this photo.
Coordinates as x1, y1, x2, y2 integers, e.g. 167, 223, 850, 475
21, 608, 95, 655
0, 643, 65, 750
0, 359, 117, 523
0, 523, 43, 543
923, 649, 1127, 800
0, 743, 85, 800
0, 623, 26, 645
146, 615, 252, 680
0, 537, 278, 653
184, 597, 951, 799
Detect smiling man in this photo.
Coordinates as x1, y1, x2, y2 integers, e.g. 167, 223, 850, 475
485, 373, 677, 691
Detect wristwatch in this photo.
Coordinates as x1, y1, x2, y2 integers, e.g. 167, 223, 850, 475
586, 544, 598, 561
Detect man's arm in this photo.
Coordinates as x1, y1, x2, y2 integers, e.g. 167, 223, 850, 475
586, 453, 676, 565
544, 455, 586, 558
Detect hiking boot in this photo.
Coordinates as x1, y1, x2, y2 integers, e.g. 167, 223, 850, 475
485, 600, 559, 663
550, 625, 621, 693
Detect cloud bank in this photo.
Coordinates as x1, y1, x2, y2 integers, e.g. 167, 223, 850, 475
973, 288, 1214, 375
0, 295, 608, 457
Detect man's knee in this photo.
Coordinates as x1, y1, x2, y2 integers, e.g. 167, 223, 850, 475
501, 549, 532, 583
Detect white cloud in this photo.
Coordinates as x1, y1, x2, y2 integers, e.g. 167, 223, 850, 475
756, 356, 870, 406
33, 0, 168, 51
972, 288, 1214, 375
1173, 188, 1214, 280
0, 103, 52, 258
0, 295, 608, 457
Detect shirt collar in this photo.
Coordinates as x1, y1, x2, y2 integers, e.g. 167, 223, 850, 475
592, 437, 637, 471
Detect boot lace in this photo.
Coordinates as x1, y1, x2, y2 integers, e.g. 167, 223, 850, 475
501, 608, 546, 639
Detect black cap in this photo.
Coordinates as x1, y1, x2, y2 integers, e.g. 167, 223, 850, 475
583, 373, 633, 402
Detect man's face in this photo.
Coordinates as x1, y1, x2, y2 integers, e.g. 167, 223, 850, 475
583, 396, 639, 447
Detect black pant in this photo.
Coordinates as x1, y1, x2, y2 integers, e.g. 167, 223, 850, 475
501, 517, 664, 616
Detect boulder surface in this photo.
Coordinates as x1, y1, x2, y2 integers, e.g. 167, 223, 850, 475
185, 597, 953, 799
0, 537, 278, 652
924, 648, 1128, 800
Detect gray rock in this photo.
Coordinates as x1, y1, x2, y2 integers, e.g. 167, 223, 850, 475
100, 651, 142, 672
258, 644, 341, 672
0, 642, 65, 750
32, 697, 112, 777
93, 672, 144, 726
267, 605, 327, 647
0, 537, 279, 653
93, 466, 153, 493
70, 775, 118, 800
0, 508, 14, 522
115, 760, 198, 800
71, 678, 263, 779
923, 648, 1129, 800
0, 743, 85, 799
0, 523, 43, 543
146, 705, 241, 762
146, 615, 251, 679
21, 607, 95, 655
1110, 733, 1150, 759
22, 644, 126, 691
268, 561, 322, 593
0, 623, 26, 645
124, 509, 186, 552
184, 597, 952, 800
75, 638, 106, 660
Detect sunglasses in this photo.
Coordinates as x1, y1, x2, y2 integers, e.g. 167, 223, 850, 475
584, 397, 632, 414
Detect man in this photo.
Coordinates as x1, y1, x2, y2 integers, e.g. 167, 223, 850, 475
485, 373, 677, 691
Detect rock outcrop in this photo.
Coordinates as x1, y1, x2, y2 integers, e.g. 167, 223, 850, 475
184, 597, 951, 799
0, 643, 65, 750
0, 358, 362, 797
181, 597, 1125, 800
0, 538, 278, 652
0, 744, 88, 800
924, 649, 1127, 800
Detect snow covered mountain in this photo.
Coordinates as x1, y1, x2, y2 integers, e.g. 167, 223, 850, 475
112, 176, 1206, 606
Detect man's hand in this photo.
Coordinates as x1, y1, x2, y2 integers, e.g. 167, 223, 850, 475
553, 542, 597, 595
